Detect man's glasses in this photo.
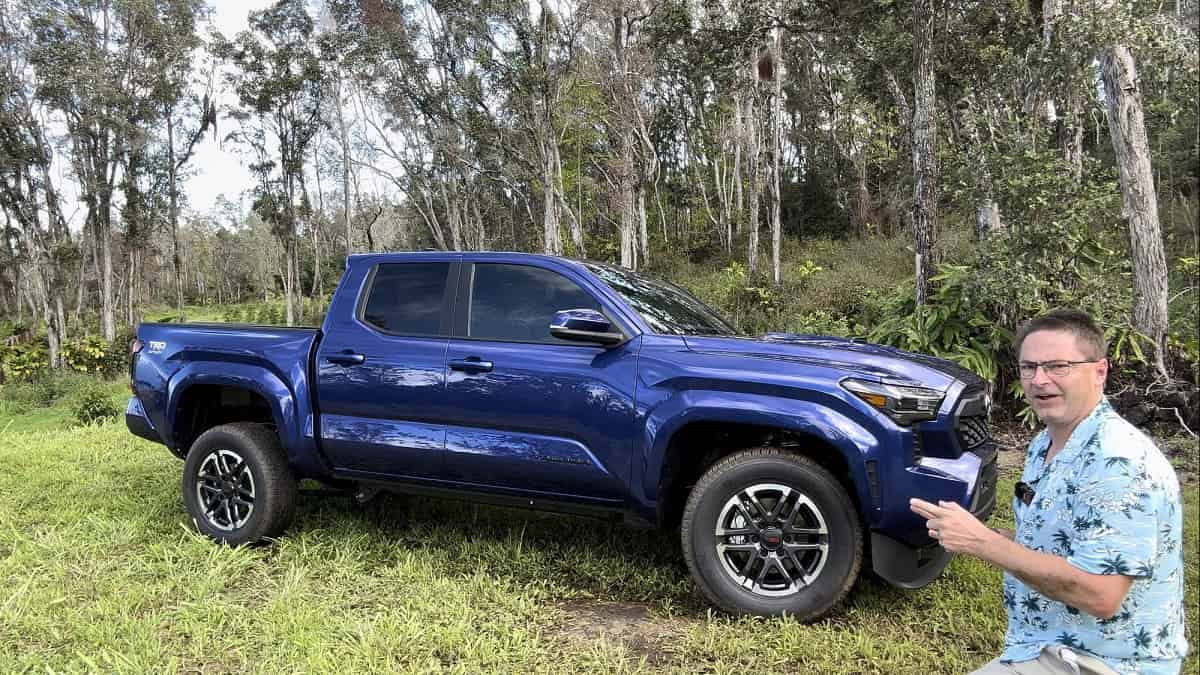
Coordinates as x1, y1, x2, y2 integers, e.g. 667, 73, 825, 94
1017, 360, 1100, 380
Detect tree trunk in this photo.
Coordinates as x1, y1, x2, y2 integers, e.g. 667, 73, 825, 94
911, 0, 939, 306
955, 95, 1003, 238
167, 110, 184, 316
618, 134, 638, 270
1100, 45, 1170, 379
553, 141, 585, 257
99, 196, 115, 339
337, 72, 354, 257
542, 141, 563, 255
733, 92, 744, 240
637, 183, 649, 266
746, 77, 761, 275
769, 24, 784, 286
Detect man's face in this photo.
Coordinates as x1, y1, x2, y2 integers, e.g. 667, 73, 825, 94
1019, 329, 1108, 431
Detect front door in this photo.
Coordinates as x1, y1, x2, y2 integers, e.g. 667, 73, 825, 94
441, 261, 639, 502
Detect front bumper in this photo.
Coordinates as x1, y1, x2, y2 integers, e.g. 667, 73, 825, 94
870, 441, 998, 588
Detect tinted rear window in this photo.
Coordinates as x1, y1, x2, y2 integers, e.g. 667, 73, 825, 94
361, 263, 450, 335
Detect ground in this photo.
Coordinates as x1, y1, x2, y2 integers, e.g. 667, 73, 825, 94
0, 403, 1195, 673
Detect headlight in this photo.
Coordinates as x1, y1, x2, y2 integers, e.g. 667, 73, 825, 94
841, 378, 945, 426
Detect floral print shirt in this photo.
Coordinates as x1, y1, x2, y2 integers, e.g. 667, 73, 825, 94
1001, 398, 1188, 674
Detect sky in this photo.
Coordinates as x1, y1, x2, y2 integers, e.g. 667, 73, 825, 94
184, 0, 274, 218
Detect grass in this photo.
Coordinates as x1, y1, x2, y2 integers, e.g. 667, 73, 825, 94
0, 375, 128, 435
0, 403, 1196, 673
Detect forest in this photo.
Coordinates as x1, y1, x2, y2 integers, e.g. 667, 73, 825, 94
0, 0, 1197, 426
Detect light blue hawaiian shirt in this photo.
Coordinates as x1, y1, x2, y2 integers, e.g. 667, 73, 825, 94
1001, 398, 1188, 674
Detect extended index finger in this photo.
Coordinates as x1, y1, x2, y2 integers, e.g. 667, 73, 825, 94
909, 498, 944, 519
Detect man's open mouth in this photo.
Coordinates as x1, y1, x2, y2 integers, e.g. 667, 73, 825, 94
1034, 394, 1060, 402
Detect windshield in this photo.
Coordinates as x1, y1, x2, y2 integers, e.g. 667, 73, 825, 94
583, 263, 737, 336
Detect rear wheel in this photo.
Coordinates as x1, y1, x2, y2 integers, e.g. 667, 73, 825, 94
680, 447, 862, 619
182, 423, 297, 546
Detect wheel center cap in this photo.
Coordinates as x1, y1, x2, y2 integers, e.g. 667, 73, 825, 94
761, 526, 783, 550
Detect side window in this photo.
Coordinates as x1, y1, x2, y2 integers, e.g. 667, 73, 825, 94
468, 264, 601, 343
361, 263, 450, 336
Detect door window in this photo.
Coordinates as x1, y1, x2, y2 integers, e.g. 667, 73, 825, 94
467, 264, 601, 343
361, 263, 451, 336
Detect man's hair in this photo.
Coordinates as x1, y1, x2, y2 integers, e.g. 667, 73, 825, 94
1013, 309, 1107, 360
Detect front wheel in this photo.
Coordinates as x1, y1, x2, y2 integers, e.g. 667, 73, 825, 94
680, 448, 863, 620
182, 423, 297, 546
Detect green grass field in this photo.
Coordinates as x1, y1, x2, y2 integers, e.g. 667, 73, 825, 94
0, 405, 1196, 673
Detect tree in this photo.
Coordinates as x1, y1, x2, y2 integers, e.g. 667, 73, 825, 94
910, 0, 938, 306
1100, 44, 1170, 380
0, 0, 71, 364
599, 0, 660, 270
216, 0, 325, 326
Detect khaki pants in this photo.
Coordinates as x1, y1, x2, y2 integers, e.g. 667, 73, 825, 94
970, 646, 1119, 675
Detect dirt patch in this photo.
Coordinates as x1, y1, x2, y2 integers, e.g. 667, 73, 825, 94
990, 423, 1031, 479
552, 598, 690, 666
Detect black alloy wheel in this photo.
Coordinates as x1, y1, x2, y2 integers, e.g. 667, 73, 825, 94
182, 423, 297, 546
681, 447, 863, 620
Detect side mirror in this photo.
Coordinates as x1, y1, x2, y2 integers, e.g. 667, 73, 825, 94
550, 309, 624, 346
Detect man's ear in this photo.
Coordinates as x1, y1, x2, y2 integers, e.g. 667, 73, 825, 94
1097, 358, 1109, 382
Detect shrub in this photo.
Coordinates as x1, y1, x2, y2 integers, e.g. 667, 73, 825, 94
61, 335, 110, 375
60, 334, 132, 378
0, 343, 50, 382
782, 310, 854, 338
70, 384, 121, 425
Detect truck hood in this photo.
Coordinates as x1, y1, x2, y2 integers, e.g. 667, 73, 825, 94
681, 333, 981, 391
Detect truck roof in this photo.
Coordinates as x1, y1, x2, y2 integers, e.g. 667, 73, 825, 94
346, 250, 595, 271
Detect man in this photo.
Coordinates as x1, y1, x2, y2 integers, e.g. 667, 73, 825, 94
911, 309, 1187, 675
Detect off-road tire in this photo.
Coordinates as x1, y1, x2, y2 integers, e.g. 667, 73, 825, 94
182, 422, 297, 546
680, 447, 863, 620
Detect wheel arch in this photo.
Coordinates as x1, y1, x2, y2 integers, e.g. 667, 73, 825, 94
642, 394, 882, 530
167, 364, 296, 458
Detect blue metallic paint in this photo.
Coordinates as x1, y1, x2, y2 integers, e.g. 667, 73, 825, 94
132, 323, 323, 475
441, 337, 638, 500
128, 251, 993, 585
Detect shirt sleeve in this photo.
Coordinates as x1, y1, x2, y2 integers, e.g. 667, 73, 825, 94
1065, 454, 1159, 579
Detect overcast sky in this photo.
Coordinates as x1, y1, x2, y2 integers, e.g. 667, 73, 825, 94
184, 0, 274, 218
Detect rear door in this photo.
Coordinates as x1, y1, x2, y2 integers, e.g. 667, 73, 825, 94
316, 259, 459, 479
440, 261, 640, 502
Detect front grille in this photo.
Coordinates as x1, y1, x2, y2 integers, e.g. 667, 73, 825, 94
956, 414, 990, 450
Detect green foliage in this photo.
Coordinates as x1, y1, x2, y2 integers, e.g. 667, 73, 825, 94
782, 310, 854, 338
218, 296, 328, 327
59, 334, 132, 379
1168, 256, 1199, 378
708, 262, 781, 334
0, 343, 49, 382
68, 383, 121, 426
60, 336, 110, 375
866, 168, 1166, 422
867, 265, 1009, 384
0, 371, 100, 414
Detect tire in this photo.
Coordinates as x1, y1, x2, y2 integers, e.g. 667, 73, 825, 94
680, 447, 863, 620
181, 423, 298, 546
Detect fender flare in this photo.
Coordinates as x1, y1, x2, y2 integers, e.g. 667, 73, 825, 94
166, 362, 300, 456
636, 389, 888, 519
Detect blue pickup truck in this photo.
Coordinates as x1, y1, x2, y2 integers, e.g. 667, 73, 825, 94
126, 252, 996, 619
